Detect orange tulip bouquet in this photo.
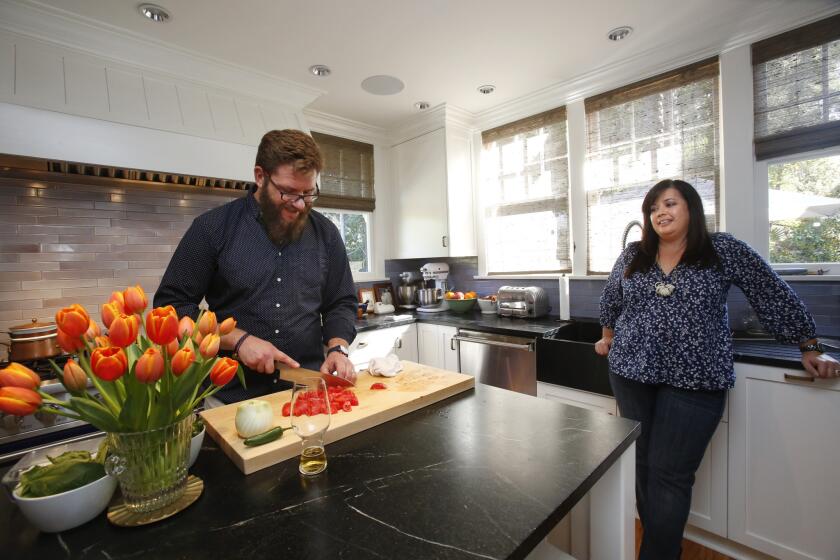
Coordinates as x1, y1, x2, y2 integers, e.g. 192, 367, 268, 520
0, 286, 243, 433
0, 286, 244, 512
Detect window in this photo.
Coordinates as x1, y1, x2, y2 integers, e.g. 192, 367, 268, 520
311, 132, 375, 276
479, 107, 570, 274
311, 132, 375, 212
754, 15, 840, 269
323, 210, 372, 273
752, 14, 840, 160
584, 58, 720, 273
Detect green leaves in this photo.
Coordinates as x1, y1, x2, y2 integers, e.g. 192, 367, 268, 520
18, 451, 106, 498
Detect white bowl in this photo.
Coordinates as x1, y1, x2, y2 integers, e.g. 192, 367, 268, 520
189, 425, 205, 468
14, 473, 117, 533
477, 299, 497, 314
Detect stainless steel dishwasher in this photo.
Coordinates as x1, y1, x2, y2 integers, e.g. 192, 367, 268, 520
453, 329, 537, 396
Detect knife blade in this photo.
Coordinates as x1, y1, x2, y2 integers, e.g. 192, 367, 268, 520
274, 363, 355, 388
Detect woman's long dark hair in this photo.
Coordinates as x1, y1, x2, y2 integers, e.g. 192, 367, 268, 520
624, 179, 719, 278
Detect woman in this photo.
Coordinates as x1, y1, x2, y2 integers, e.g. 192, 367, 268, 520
595, 179, 839, 559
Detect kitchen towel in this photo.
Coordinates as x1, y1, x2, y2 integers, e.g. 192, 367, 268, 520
368, 354, 403, 377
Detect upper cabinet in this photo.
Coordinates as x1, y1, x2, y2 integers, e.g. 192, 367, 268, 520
391, 107, 476, 259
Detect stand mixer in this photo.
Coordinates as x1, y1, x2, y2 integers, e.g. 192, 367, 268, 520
417, 262, 450, 312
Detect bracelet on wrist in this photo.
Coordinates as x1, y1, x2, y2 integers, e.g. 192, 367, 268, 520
232, 332, 251, 359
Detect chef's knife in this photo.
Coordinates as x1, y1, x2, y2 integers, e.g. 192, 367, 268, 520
274, 363, 355, 388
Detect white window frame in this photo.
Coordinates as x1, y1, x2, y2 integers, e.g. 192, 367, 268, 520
754, 144, 840, 276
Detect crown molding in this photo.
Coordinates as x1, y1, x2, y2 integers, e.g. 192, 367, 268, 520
473, 3, 840, 131
0, 0, 323, 109
304, 109, 390, 145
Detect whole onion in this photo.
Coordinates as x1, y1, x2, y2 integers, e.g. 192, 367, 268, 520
235, 399, 274, 438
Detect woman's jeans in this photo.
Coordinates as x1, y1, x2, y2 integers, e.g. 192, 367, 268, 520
609, 373, 727, 560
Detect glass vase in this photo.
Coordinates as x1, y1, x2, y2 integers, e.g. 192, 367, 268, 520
105, 415, 193, 513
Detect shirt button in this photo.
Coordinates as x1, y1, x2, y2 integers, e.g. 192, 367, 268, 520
276, 277, 281, 282
278, 251, 282, 257
275, 329, 279, 334
275, 303, 280, 307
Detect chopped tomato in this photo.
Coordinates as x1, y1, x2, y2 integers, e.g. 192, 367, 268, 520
370, 382, 387, 390
282, 402, 291, 417
342, 401, 353, 412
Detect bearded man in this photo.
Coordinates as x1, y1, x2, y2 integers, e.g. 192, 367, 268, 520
154, 129, 357, 403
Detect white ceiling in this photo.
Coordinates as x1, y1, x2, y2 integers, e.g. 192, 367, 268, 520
20, 0, 840, 129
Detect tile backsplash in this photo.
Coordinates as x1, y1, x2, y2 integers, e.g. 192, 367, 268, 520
383, 256, 562, 315
569, 277, 840, 338
0, 176, 239, 347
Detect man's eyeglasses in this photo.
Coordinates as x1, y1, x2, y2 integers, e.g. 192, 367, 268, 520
266, 176, 319, 203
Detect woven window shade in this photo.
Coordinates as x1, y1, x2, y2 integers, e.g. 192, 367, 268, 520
752, 14, 840, 160
311, 132, 375, 212
584, 58, 720, 274
480, 107, 570, 274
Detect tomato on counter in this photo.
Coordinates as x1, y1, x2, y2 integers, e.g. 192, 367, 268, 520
282, 387, 360, 417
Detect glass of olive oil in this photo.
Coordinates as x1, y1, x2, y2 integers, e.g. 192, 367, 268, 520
290, 378, 331, 476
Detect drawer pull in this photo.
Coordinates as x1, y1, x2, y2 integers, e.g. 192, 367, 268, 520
784, 373, 814, 383
357, 342, 368, 349
395, 338, 402, 349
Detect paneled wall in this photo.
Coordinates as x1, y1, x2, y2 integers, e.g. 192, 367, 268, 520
0, 176, 240, 347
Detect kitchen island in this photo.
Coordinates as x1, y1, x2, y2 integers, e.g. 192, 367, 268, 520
0, 382, 638, 560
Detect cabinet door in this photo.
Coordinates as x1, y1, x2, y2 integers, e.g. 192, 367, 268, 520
440, 325, 459, 373
417, 323, 444, 369
729, 363, 840, 560
392, 128, 449, 258
536, 382, 617, 415
687, 420, 727, 537
393, 323, 418, 363
349, 324, 418, 370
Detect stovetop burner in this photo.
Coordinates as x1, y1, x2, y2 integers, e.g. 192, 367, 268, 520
0, 354, 71, 381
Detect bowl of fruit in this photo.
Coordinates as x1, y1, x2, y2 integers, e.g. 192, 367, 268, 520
444, 291, 477, 313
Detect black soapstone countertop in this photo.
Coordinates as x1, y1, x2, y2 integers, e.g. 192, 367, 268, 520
358, 313, 835, 370
357, 310, 568, 338
0, 384, 640, 560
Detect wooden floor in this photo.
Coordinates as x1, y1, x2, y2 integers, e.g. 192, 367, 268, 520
636, 521, 733, 560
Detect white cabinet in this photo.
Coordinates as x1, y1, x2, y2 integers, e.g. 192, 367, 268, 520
348, 323, 417, 370
391, 122, 475, 259
687, 419, 728, 537
536, 382, 617, 415
728, 363, 840, 560
417, 323, 459, 372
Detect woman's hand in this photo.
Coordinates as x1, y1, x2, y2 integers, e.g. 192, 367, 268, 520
594, 337, 613, 356
801, 351, 840, 378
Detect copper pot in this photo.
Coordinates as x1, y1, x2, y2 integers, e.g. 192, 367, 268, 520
4, 319, 61, 362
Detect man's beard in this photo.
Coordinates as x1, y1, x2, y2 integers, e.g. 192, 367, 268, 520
257, 184, 311, 246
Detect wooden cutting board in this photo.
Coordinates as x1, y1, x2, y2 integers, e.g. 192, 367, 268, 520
200, 361, 474, 474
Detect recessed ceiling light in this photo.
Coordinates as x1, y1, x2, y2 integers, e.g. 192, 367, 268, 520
138, 3, 170, 23
608, 26, 633, 41
414, 101, 430, 110
309, 64, 331, 77
477, 85, 496, 95
361, 75, 405, 96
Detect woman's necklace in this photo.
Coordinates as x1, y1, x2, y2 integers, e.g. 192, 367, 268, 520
654, 255, 678, 297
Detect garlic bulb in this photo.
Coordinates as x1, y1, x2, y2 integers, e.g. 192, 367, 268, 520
235, 399, 274, 438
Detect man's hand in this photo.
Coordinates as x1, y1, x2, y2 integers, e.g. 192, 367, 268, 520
802, 351, 840, 378
320, 351, 357, 384
237, 335, 299, 374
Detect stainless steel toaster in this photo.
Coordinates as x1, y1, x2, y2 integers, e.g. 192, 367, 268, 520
497, 286, 551, 318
